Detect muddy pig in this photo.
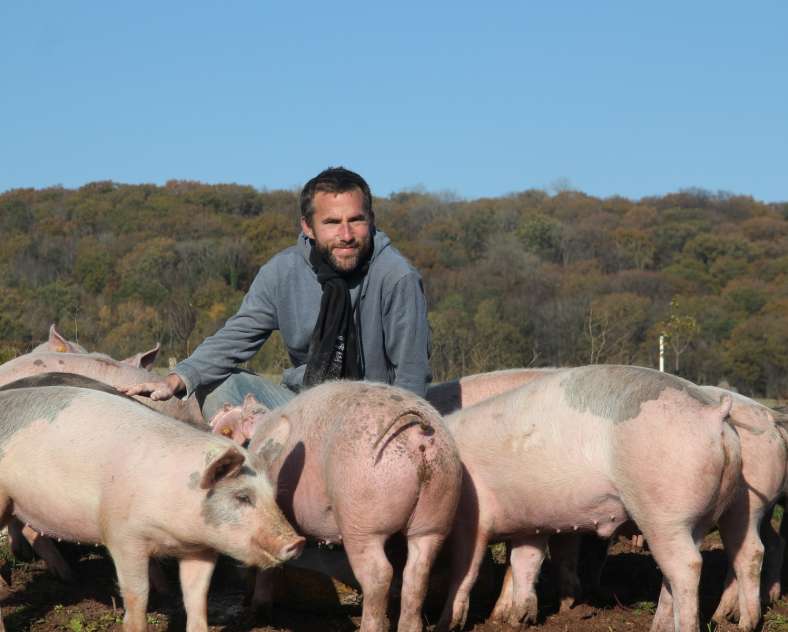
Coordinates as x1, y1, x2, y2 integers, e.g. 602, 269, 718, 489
237, 382, 462, 632
437, 365, 742, 632
0, 374, 305, 632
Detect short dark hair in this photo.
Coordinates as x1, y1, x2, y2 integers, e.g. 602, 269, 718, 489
299, 167, 374, 226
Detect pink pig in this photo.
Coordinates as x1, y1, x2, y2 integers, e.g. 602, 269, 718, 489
30, 324, 161, 369
0, 350, 202, 426
436, 365, 743, 632
218, 382, 463, 632
0, 374, 304, 632
425, 367, 558, 415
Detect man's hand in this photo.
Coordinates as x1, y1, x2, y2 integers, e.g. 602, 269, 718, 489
119, 373, 186, 401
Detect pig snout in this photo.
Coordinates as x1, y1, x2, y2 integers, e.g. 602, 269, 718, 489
251, 528, 306, 567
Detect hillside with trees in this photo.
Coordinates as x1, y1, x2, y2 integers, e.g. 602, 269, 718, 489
1, 181, 786, 397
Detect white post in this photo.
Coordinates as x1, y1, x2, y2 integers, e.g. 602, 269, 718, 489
659, 335, 665, 372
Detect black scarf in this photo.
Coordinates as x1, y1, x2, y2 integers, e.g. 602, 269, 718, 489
303, 246, 367, 387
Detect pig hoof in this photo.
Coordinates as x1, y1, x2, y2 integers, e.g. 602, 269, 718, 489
489, 603, 512, 623
766, 582, 781, 604
559, 596, 576, 613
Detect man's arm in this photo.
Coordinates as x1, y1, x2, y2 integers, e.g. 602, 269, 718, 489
382, 272, 432, 397
120, 265, 280, 401
173, 267, 280, 397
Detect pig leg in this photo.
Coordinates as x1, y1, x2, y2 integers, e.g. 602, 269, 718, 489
644, 526, 705, 632
761, 513, 784, 604
342, 534, 393, 632
436, 526, 491, 632
107, 541, 150, 632
7, 518, 33, 560
398, 532, 445, 632
500, 534, 549, 627
490, 565, 514, 622
548, 533, 582, 612
21, 525, 75, 582
714, 500, 764, 631
179, 552, 218, 632
713, 566, 739, 624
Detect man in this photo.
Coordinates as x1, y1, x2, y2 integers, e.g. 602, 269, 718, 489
122, 167, 431, 418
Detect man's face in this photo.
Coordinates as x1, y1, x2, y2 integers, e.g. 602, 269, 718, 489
301, 189, 373, 273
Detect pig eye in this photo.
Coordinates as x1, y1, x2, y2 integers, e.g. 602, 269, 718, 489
235, 492, 254, 506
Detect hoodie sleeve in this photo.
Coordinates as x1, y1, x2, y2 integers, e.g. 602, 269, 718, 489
382, 271, 432, 397
174, 264, 279, 397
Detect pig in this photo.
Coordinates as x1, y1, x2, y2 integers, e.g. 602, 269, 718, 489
0, 355, 201, 587
697, 387, 788, 630
425, 368, 558, 415
544, 385, 787, 632
436, 365, 742, 632
0, 350, 203, 426
233, 382, 462, 632
0, 373, 304, 632
30, 323, 161, 369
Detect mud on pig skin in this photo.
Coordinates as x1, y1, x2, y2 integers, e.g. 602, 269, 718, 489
244, 381, 462, 632
0, 376, 304, 632
437, 364, 742, 632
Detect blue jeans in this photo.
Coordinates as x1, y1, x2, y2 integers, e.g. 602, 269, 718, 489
196, 369, 296, 421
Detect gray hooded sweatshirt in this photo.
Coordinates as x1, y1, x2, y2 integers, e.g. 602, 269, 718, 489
174, 230, 432, 397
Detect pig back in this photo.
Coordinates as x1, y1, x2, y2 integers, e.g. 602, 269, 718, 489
0, 352, 204, 426
250, 381, 462, 540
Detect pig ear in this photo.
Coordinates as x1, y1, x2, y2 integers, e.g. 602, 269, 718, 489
200, 446, 246, 490
48, 324, 79, 353
121, 343, 161, 370
255, 416, 291, 465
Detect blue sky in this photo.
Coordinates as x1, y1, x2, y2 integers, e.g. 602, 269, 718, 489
2, 1, 786, 202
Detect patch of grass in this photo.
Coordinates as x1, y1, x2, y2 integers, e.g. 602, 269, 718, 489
631, 601, 656, 615
764, 610, 788, 631
61, 611, 123, 632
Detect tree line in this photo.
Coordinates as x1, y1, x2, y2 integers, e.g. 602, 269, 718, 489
0, 181, 786, 397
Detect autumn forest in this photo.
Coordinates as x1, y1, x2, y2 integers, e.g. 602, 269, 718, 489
0, 181, 786, 398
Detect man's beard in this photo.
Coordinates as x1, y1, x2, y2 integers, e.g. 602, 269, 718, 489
315, 236, 372, 274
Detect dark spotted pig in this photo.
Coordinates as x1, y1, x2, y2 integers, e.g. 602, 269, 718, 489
437, 365, 742, 632
0, 376, 304, 632
239, 382, 462, 632
0, 350, 203, 426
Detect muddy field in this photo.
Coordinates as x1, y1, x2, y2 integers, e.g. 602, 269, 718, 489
4, 531, 788, 632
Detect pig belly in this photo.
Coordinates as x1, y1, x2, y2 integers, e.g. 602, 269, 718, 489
0, 423, 105, 543
290, 493, 341, 543
480, 468, 629, 539
11, 497, 102, 544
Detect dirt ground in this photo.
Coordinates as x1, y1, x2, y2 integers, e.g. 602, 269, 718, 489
3, 532, 788, 632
